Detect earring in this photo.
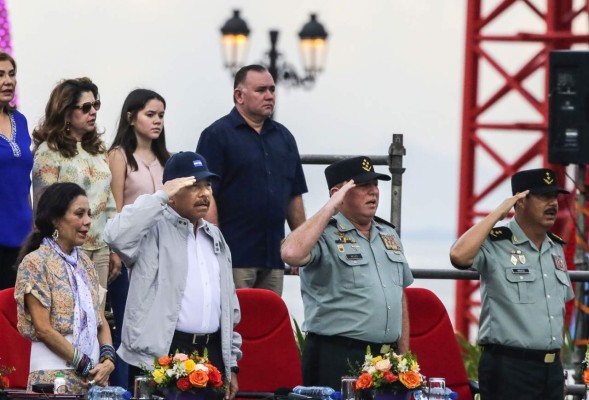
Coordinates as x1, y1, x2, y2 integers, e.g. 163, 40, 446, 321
66, 121, 70, 133
52, 229, 59, 241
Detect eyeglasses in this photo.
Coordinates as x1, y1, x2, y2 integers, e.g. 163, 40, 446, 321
73, 100, 101, 114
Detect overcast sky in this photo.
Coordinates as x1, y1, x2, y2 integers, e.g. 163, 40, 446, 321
6, 1, 483, 321
7, 0, 468, 240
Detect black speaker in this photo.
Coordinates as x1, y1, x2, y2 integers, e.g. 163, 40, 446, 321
548, 50, 589, 165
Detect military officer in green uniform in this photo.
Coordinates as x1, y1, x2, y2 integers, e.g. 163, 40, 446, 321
281, 156, 414, 390
450, 168, 574, 400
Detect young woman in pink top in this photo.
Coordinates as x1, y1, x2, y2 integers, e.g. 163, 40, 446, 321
107, 89, 170, 388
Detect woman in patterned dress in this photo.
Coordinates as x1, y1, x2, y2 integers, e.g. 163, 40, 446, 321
31, 78, 119, 304
15, 182, 115, 394
0, 52, 33, 290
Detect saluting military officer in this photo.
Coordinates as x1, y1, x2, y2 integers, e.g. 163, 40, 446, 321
450, 168, 574, 400
281, 156, 414, 390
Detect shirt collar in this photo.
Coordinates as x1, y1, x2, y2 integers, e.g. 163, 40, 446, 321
332, 213, 378, 233
508, 218, 553, 249
166, 206, 203, 229
228, 106, 276, 133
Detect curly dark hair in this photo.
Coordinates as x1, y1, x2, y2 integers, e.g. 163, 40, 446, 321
17, 182, 87, 264
32, 77, 105, 158
108, 89, 170, 171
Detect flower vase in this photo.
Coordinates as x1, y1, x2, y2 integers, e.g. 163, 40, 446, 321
372, 390, 411, 400
164, 390, 206, 400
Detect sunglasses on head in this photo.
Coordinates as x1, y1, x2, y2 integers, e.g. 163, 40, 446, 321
73, 99, 101, 114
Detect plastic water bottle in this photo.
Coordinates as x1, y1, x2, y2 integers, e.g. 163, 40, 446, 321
53, 373, 67, 394
293, 386, 336, 399
88, 385, 132, 400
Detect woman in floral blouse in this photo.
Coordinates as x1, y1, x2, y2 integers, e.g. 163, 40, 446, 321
15, 182, 115, 394
32, 77, 118, 303
0, 52, 33, 290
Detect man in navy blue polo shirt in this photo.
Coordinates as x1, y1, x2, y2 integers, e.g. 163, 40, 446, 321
196, 64, 307, 295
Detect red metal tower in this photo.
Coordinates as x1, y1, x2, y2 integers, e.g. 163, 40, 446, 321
456, 0, 589, 338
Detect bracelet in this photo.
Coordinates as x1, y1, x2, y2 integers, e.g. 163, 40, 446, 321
99, 344, 117, 365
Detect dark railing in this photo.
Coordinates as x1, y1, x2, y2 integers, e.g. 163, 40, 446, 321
410, 268, 589, 282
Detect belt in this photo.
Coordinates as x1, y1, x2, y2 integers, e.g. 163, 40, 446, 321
173, 330, 220, 345
308, 332, 398, 353
482, 344, 559, 364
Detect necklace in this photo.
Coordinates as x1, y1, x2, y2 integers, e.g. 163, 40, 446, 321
0, 112, 19, 157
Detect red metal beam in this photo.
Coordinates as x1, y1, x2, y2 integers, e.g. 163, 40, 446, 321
456, 0, 582, 339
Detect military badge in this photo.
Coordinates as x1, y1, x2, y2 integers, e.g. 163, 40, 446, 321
337, 244, 345, 253
380, 233, 400, 252
511, 249, 525, 264
510, 255, 517, 265
552, 254, 566, 271
334, 231, 356, 244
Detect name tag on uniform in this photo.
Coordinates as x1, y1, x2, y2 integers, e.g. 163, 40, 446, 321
346, 254, 363, 260
512, 268, 530, 274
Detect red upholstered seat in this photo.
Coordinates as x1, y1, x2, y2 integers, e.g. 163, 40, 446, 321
235, 288, 302, 393
406, 287, 472, 400
0, 287, 31, 389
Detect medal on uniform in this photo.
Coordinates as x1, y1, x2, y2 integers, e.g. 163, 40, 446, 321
510, 250, 518, 265
380, 233, 400, 252
337, 244, 345, 252
518, 254, 526, 264
553, 254, 566, 271
335, 231, 356, 244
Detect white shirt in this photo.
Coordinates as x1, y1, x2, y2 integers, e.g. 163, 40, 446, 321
174, 217, 221, 334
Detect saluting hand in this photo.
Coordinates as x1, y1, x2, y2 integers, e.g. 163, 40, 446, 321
496, 190, 530, 219
163, 177, 197, 198
326, 180, 356, 215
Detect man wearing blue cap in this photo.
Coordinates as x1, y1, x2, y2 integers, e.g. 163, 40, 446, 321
281, 156, 414, 390
450, 168, 574, 400
104, 152, 241, 399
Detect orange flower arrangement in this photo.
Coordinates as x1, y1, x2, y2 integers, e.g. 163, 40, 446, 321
354, 347, 425, 393
0, 358, 15, 390
583, 344, 589, 385
151, 350, 224, 393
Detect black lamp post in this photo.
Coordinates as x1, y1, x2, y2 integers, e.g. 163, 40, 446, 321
220, 10, 329, 88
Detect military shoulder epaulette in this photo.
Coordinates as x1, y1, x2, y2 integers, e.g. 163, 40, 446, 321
489, 227, 512, 241
547, 232, 566, 245
374, 216, 396, 230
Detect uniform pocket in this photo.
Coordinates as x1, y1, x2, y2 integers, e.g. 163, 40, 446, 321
505, 269, 537, 303
385, 252, 406, 286
337, 252, 372, 289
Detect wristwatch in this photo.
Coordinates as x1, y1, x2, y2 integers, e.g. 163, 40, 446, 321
230, 366, 240, 374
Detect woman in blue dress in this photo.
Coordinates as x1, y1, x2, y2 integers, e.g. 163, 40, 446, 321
0, 52, 33, 290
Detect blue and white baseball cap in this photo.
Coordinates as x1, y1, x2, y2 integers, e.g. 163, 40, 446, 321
162, 151, 220, 183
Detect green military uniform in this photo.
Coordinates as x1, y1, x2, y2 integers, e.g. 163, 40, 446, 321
474, 218, 574, 400
474, 218, 574, 348
300, 213, 414, 389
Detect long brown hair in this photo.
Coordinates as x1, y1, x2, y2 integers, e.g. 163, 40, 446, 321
32, 77, 105, 158
108, 89, 170, 171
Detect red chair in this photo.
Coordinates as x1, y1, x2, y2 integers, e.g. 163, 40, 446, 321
0, 287, 31, 389
235, 288, 302, 396
406, 287, 473, 400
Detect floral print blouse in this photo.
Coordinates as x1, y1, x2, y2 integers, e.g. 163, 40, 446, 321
32, 141, 116, 251
14, 244, 101, 394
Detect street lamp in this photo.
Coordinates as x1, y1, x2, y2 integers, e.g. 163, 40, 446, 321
220, 9, 329, 88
